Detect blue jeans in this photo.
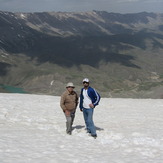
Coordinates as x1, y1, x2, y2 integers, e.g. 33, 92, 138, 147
83, 108, 96, 136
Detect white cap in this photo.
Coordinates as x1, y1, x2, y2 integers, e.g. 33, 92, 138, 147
83, 78, 89, 83
66, 82, 75, 88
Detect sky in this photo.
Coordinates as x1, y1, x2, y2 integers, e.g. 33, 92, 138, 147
0, 93, 163, 162
0, 0, 163, 14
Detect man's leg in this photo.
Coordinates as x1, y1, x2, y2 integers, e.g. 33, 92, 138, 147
65, 115, 72, 135
87, 108, 96, 137
71, 112, 75, 126
83, 108, 90, 133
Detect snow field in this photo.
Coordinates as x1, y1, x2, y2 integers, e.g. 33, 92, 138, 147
0, 93, 163, 163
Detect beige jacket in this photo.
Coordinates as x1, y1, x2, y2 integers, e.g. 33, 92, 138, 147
60, 90, 78, 112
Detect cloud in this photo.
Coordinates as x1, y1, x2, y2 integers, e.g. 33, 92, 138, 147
0, 0, 162, 13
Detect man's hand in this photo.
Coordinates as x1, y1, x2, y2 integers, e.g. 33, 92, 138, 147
80, 108, 83, 112
89, 104, 94, 108
64, 110, 71, 116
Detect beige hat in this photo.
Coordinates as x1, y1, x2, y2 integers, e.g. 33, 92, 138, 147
66, 82, 75, 88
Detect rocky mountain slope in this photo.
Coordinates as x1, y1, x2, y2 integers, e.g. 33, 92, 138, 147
0, 11, 163, 98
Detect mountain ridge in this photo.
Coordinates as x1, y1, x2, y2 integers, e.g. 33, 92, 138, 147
0, 11, 163, 98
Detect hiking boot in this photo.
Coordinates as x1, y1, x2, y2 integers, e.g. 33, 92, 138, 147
66, 131, 72, 135
91, 134, 97, 139
86, 130, 91, 134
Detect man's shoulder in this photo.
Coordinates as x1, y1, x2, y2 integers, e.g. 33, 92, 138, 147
80, 88, 84, 92
88, 87, 100, 95
61, 90, 68, 96
88, 86, 94, 91
72, 91, 78, 95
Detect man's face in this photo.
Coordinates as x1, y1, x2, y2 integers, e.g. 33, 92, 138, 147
83, 81, 89, 88
67, 86, 74, 93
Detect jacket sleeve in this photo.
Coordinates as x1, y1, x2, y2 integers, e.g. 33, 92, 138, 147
79, 89, 83, 109
92, 88, 101, 107
60, 94, 66, 111
75, 92, 79, 108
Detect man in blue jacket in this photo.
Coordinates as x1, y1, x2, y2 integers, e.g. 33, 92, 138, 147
79, 78, 100, 139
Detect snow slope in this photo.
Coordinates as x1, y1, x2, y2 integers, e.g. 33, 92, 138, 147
0, 93, 163, 163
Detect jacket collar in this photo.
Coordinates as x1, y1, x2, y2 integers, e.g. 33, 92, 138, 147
66, 89, 75, 95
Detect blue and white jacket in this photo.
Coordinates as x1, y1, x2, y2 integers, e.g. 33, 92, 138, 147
79, 86, 100, 109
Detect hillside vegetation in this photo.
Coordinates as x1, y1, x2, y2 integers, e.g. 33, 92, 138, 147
0, 11, 163, 98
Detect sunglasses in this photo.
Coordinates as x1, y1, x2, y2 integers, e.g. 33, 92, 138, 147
67, 86, 74, 88
83, 82, 89, 84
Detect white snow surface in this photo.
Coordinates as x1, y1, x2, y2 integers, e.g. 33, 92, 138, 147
0, 93, 163, 163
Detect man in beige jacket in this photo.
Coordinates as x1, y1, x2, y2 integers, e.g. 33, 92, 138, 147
60, 82, 78, 135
